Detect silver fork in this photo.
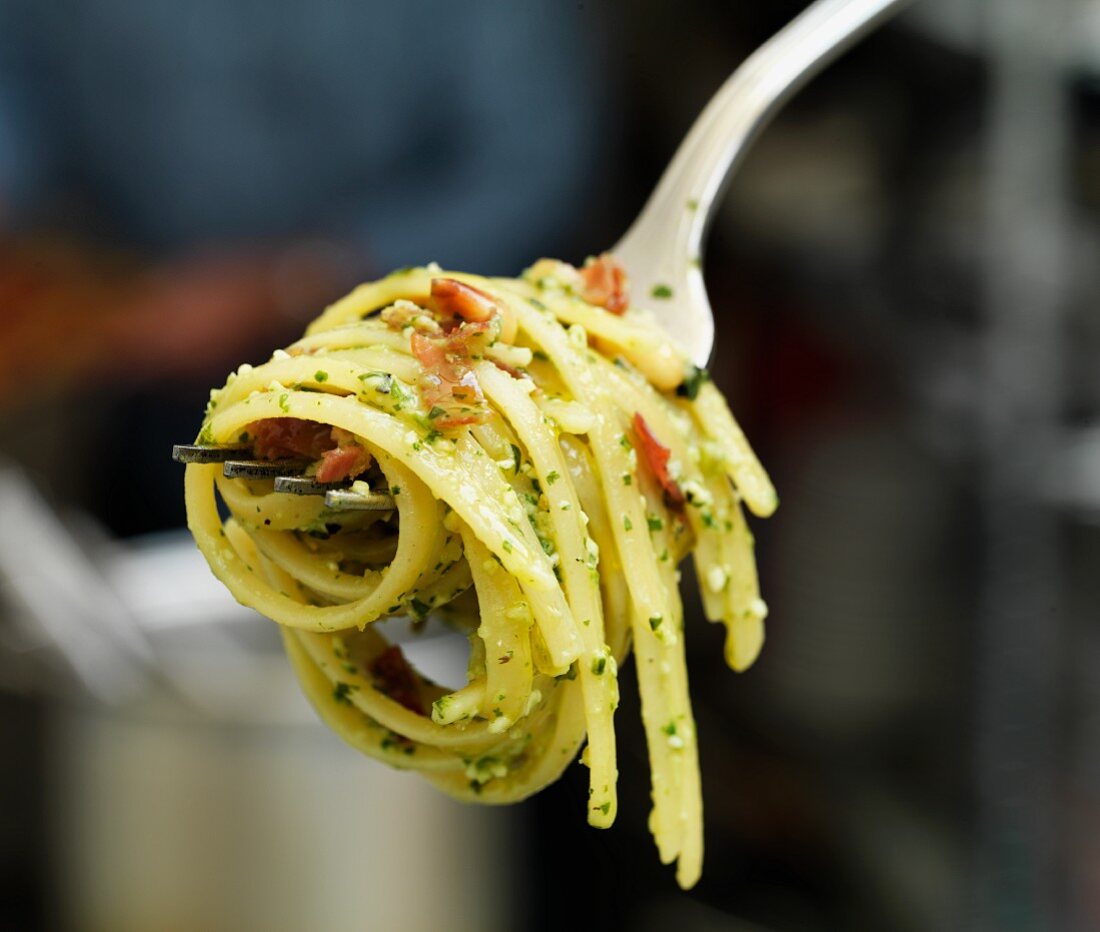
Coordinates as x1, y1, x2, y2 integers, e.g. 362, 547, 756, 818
616, 0, 912, 366
171, 442, 397, 510
173, 0, 910, 498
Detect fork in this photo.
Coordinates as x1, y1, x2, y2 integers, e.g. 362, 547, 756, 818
173, 0, 910, 500
616, 0, 911, 366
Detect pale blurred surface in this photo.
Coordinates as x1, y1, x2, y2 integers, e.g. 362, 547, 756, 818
50, 702, 513, 932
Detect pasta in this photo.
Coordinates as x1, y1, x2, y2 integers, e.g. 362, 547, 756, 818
182, 256, 776, 888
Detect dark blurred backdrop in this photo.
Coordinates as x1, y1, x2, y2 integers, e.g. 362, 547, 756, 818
1, 1, 1098, 930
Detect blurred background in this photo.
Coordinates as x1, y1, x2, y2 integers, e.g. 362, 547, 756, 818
1, 0, 1097, 929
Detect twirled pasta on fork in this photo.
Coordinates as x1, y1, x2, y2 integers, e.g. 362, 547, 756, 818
182, 256, 776, 888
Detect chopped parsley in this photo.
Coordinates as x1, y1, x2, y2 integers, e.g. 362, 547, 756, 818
676, 365, 710, 400
651, 283, 673, 299
389, 379, 412, 406
332, 682, 357, 705
623, 516, 633, 531
649, 615, 663, 631
380, 733, 416, 755
546, 470, 560, 485
591, 656, 607, 675
359, 372, 394, 394
314, 370, 329, 382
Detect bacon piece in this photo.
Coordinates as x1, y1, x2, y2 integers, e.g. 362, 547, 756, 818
410, 330, 446, 370
370, 645, 425, 715
410, 328, 490, 428
431, 277, 500, 323
580, 254, 629, 315
250, 418, 373, 483
316, 444, 373, 483
251, 418, 334, 460
633, 412, 685, 507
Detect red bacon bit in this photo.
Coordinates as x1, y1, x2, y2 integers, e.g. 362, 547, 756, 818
249, 418, 373, 483
430, 277, 501, 324
410, 329, 446, 371
316, 444, 372, 483
632, 412, 685, 507
580, 254, 629, 315
403, 278, 516, 427
370, 645, 425, 715
251, 418, 334, 460
410, 327, 490, 428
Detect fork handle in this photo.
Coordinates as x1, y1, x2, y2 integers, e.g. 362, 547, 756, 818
614, 0, 912, 364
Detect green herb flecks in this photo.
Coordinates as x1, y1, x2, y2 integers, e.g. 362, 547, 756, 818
333, 682, 357, 705
676, 365, 710, 401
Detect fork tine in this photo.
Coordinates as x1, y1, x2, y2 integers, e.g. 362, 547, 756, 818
222, 459, 308, 479
174, 444, 395, 509
172, 443, 251, 464
274, 476, 348, 495
325, 489, 396, 511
